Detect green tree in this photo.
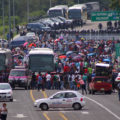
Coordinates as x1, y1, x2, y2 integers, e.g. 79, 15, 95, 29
110, 0, 120, 10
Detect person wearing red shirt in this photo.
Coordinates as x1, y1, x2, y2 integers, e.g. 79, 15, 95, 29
64, 64, 70, 73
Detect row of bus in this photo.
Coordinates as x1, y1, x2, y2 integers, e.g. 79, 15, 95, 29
47, 2, 100, 23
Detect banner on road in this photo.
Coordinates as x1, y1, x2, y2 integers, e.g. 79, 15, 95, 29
91, 11, 120, 22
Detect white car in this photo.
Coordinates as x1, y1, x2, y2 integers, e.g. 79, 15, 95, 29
34, 90, 85, 110
0, 83, 13, 102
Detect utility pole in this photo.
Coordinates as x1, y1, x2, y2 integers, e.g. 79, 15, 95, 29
9, 0, 11, 41
50, 0, 51, 8
78, 0, 79, 4
13, 0, 15, 32
2, 0, 5, 38
27, 0, 29, 22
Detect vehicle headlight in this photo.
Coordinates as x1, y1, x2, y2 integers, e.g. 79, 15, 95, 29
34, 102, 38, 107
7, 91, 13, 95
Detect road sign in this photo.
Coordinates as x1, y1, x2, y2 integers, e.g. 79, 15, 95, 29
91, 11, 120, 22
115, 43, 120, 58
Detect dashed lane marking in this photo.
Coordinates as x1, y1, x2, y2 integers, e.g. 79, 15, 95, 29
59, 112, 68, 120
30, 90, 50, 120
43, 113, 51, 120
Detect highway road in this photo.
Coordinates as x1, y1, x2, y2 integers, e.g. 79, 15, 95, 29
5, 89, 120, 120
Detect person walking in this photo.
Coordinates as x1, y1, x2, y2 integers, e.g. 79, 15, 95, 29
37, 74, 43, 91
79, 77, 87, 95
117, 82, 120, 101
46, 73, 51, 89
1, 103, 8, 120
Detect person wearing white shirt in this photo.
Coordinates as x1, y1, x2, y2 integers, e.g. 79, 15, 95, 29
46, 73, 51, 89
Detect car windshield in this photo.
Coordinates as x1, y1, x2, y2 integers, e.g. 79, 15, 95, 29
0, 84, 11, 90
10, 70, 26, 76
94, 78, 110, 82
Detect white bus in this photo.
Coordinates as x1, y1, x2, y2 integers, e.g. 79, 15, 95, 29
68, 4, 87, 23
28, 48, 55, 72
0, 48, 13, 82
47, 5, 68, 18
0, 48, 13, 71
85, 2, 100, 19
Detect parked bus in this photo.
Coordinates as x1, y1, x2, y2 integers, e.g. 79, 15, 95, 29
68, 4, 87, 24
47, 5, 68, 18
0, 48, 13, 82
28, 48, 55, 72
85, 2, 100, 19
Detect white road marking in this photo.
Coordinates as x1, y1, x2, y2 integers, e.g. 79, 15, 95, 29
13, 114, 28, 118
81, 111, 89, 114
85, 96, 120, 120
13, 99, 17, 102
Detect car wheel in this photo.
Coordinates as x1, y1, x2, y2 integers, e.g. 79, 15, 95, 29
40, 103, 49, 111
73, 103, 82, 110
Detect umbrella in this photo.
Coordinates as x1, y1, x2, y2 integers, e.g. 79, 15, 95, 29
72, 55, 83, 62
15, 47, 20, 51
68, 42, 74, 45
66, 51, 73, 56
79, 53, 84, 56
103, 59, 111, 62
87, 53, 96, 56
23, 42, 28, 47
59, 55, 67, 59
28, 43, 36, 48
75, 41, 81, 44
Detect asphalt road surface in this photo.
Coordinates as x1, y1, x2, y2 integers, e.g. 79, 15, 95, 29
4, 88, 120, 120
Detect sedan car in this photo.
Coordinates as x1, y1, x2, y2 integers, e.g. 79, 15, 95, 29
0, 83, 13, 102
34, 90, 85, 111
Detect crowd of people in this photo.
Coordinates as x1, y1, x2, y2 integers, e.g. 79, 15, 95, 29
9, 28, 120, 95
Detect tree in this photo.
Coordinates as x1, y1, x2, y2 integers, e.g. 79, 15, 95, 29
110, 0, 120, 10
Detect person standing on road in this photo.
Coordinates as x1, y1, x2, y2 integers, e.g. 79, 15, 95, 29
37, 74, 43, 91
79, 77, 87, 95
117, 82, 120, 101
1, 103, 8, 120
46, 73, 51, 89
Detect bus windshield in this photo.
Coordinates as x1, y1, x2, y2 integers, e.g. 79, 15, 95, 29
68, 9, 81, 19
10, 70, 26, 76
0, 54, 6, 70
49, 10, 62, 17
29, 55, 54, 72
96, 65, 112, 76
